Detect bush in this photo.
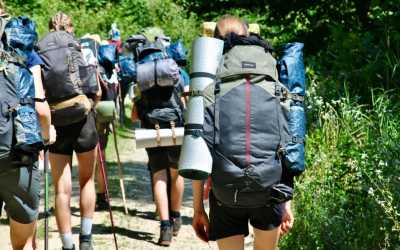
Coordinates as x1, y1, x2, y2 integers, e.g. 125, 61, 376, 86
280, 77, 400, 249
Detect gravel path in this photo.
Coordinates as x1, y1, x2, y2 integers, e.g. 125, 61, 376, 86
0, 125, 232, 250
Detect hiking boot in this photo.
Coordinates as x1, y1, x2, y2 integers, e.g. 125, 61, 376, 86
158, 226, 173, 246
172, 217, 182, 236
95, 193, 109, 211
79, 234, 93, 250
62, 245, 75, 250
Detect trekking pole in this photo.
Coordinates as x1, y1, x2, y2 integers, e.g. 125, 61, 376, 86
43, 149, 49, 250
111, 121, 128, 214
97, 144, 119, 250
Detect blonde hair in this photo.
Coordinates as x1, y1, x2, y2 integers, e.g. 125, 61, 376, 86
214, 15, 248, 38
49, 12, 73, 32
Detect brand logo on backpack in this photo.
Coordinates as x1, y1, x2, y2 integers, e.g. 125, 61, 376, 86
241, 61, 256, 69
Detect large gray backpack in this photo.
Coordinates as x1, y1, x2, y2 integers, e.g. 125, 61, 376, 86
38, 31, 95, 126
203, 45, 295, 208
38, 31, 86, 103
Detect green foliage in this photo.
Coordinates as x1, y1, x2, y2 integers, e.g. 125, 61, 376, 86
280, 78, 400, 249
3, 0, 400, 248
5, 0, 199, 46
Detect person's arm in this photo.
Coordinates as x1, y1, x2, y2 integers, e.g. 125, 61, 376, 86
193, 180, 205, 212
192, 180, 209, 242
31, 65, 55, 144
130, 102, 140, 122
131, 86, 142, 123
94, 69, 102, 105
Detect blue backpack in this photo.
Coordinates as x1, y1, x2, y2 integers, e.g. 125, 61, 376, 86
118, 54, 136, 84
98, 44, 117, 72
166, 40, 187, 66
278, 42, 306, 175
0, 16, 43, 166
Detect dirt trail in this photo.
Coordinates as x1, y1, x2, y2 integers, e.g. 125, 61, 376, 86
0, 124, 232, 250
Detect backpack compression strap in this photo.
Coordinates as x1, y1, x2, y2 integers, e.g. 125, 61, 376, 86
184, 72, 217, 137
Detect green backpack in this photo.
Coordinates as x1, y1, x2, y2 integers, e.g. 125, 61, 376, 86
202, 45, 296, 208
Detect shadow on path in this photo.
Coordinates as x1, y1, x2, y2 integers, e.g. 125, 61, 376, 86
71, 223, 155, 243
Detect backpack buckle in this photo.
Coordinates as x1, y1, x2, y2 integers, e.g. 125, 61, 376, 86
291, 93, 305, 103
276, 145, 287, 160
274, 85, 281, 97
292, 136, 305, 144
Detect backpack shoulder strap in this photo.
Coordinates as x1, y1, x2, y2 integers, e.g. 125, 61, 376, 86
213, 79, 221, 146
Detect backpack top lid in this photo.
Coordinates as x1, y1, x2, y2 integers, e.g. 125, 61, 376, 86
38, 30, 77, 53
217, 45, 279, 81
4, 16, 37, 52
137, 41, 165, 61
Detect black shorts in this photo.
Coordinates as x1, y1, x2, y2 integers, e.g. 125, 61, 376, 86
0, 159, 40, 224
208, 191, 283, 241
50, 112, 99, 155
146, 146, 180, 174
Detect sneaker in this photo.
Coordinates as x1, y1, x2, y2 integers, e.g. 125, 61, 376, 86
62, 245, 75, 250
158, 226, 173, 246
172, 217, 182, 236
96, 193, 109, 211
79, 234, 93, 250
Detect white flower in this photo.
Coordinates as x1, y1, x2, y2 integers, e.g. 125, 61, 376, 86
368, 188, 374, 196
361, 153, 368, 160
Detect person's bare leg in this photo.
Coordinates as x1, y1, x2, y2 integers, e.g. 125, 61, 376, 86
96, 160, 106, 194
9, 219, 36, 250
253, 227, 280, 250
217, 235, 245, 250
96, 148, 107, 194
49, 153, 73, 234
77, 148, 97, 219
169, 168, 184, 212
153, 169, 169, 221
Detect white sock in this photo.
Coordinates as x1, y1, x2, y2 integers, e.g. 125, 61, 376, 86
61, 232, 74, 249
81, 217, 93, 236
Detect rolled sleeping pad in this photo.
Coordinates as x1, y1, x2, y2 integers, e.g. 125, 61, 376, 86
278, 42, 306, 175
248, 23, 260, 35
202, 22, 216, 37
284, 104, 306, 175
95, 101, 116, 123
178, 37, 224, 180
134, 127, 184, 148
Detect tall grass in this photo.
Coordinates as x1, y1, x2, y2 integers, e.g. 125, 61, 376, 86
280, 76, 400, 249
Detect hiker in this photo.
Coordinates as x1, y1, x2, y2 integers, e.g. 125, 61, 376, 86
0, 2, 56, 249
38, 12, 100, 250
108, 23, 123, 54
191, 15, 295, 250
131, 36, 185, 246
95, 39, 119, 211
